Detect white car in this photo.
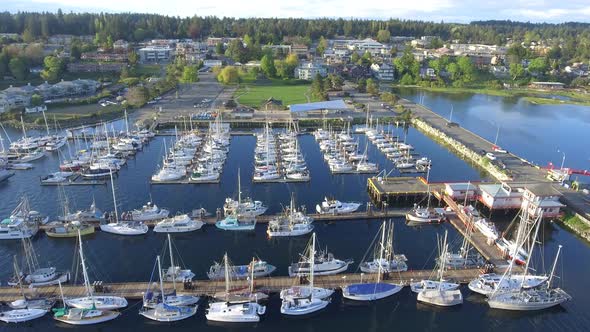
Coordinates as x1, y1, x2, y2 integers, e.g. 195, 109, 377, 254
486, 152, 497, 160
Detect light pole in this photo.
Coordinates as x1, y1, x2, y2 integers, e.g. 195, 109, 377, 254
558, 150, 566, 170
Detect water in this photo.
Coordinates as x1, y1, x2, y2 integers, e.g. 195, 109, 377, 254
396, 88, 590, 181
0, 114, 589, 330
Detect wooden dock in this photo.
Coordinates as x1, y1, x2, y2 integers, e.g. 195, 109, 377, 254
0, 269, 485, 302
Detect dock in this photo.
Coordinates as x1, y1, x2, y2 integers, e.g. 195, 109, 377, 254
0, 268, 487, 302
150, 178, 221, 185
252, 177, 310, 183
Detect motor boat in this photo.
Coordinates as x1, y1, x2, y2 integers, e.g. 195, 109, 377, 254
474, 218, 499, 241
207, 259, 276, 280
153, 214, 204, 233
288, 250, 351, 277
100, 221, 148, 235
315, 198, 361, 215
124, 202, 169, 222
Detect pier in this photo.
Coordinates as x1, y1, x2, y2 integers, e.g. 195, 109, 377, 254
0, 268, 487, 302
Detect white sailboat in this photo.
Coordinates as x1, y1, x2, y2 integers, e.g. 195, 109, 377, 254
161, 234, 196, 282
100, 171, 148, 236
416, 231, 463, 307
139, 255, 197, 322
288, 237, 351, 277
206, 253, 266, 323
342, 221, 404, 301
65, 232, 128, 310
8, 238, 70, 287
281, 233, 331, 315
411, 232, 460, 294
359, 221, 408, 274
405, 167, 444, 224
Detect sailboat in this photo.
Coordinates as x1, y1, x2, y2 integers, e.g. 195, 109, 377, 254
206, 253, 267, 323
53, 233, 121, 325
281, 233, 331, 315
100, 171, 148, 235
411, 232, 460, 293
342, 221, 404, 301
0, 196, 40, 240
217, 169, 258, 231
469, 208, 548, 296
8, 238, 70, 287
1, 256, 53, 323
288, 236, 352, 277
487, 245, 571, 311
359, 222, 408, 274
161, 234, 196, 282
210, 257, 271, 303
47, 190, 95, 238
405, 166, 444, 224
65, 232, 128, 310
139, 255, 197, 322
416, 231, 463, 307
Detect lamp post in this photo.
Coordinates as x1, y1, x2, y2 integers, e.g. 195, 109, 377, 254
558, 150, 566, 170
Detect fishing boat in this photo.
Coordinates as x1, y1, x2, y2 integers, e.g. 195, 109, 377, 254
206, 254, 267, 323
7, 239, 70, 287
281, 233, 331, 315
153, 214, 204, 233
100, 172, 149, 236
161, 234, 196, 282
416, 231, 463, 306
223, 199, 267, 217
342, 221, 404, 301
488, 245, 571, 310
474, 218, 499, 241
65, 232, 128, 310
139, 255, 197, 322
208, 258, 276, 281
123, 202, 169, 221
315, 197, 362, 215
288, 244, 351, 277
267, 196, 314, 237
46, 221, 95, 238
0, 218, 39, 240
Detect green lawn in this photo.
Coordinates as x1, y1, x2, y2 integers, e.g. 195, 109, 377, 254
135, 64, 162, 76
235, 83, 316, 109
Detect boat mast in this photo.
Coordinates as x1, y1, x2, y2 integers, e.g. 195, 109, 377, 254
224, 253, 230, 300
167, 234, 176, 291
108, 170, 119, 223
249, 257, 255, 294
42, 109, 50, 136
124, 109, 130, 135
521, 212, 543, 289
156, 255, 166, 304
309, 233, 316, 290
13, 255, 25, 299
78, 230, 94, 301
238, 168, 242, 205
438, 231, 448, 291
548, 245, 562, 287
20, 116, 27, 139
377, 222, 386, 284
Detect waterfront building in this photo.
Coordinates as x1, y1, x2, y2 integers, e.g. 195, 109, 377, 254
138, 46, 173, 63
478, 183, 523, 210
444, 183, 478, 201
522, 184, 564, 219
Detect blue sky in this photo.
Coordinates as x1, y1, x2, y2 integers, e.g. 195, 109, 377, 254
6, 0, 590, 23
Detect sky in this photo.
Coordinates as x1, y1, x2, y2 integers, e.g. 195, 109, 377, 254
5, 0, 590, 23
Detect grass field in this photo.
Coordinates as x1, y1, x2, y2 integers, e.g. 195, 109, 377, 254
235, 82, 315, 109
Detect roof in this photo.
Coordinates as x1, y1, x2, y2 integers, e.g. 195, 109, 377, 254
445, 182, 477, 191
289, 99, 348, 113
525, 184, 562, 197
478, 184, 522, 198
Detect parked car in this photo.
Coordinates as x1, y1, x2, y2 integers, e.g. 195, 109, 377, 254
486, 152, 497, 161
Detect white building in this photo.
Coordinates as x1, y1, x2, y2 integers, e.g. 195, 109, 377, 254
203, 59, 223, 68
478, 183, 523, 210
521, 184, 564, 219
370, 63, 395, 81
138, 46, 173, 63
294, 62, 327, 80
347, 38, 390, 56
444, 183, 478, 201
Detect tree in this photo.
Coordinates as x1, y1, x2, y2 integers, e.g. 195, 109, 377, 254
507, 43, 529, 65
24, 44, 44, 65
217, 66, 240, 84
429, 38, 444, 49
311, 73, 327, 100
260, 54, 276, 78
351, 52, 360, 64
126, 85, 150, 107
180, 65, 199, 83
71, 43, 82, 60
128, 51, 139, 65
509, 63, 525, 81
376, 29, 391, 43
359, 51, 373, 66
225, 39, 247, 63
393, 48, 419, 82
30, 94, 43, 107
366, 78, 379, 95
357, 78, 367, 92
527, 57, 549, 76
215, 42, 224, 55
399, 73, 414, 85
41, 55, 65, 81
456, 56, 475, 83
317, 36, 328, 55
381, 92, 399, 104
326, 74, 343, 90
8, 57, 27, 80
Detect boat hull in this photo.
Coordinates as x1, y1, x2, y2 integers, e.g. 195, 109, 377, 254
342, 283, 402, 301
0, 309, 46, 323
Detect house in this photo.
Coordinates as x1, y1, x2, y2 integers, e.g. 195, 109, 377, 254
261, 97, 283, 111
342, 65, 371, 80
0, 92, 30, 113
478, 183, 523, 210
291, 44, 309, 58
262, 45, 292, 56
370, 63, 395, 81
294, 62, 327, 80
347, 38, 390, 56
203, 59, 223, 68
138, 46, 173, 63
521, 184, 564, 219
529, 81, 565, 90
113, 40, 129, 52
420, 67, 436, 79
444, 183, 478, 201
48, 34, 93, 45
81, 52, 127, 62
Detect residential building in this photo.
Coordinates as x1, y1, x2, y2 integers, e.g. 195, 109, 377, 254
138, 46, 173, 63
347, 38, 391, 56
291, 44, 309, 58
48, 34, 93, 45
113, 39, 129, 52
262, 44, 292, 56
521, 184, 564, 219
370, 63, 395, 81
81, 52, 128, 62
203, 59, 223, 67
478, 183, 523, 210
294, 62, 327, 80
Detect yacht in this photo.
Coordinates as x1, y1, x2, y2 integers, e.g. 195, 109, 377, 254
342, 221, 404, 301
281, 234, 331, 316
315, 198, 361, 214
474, 218, 500, 241
0, 218, 39, 240
0, 308, 46, 323
288, 248, 351, 277
267, 216, 313, 237
139, 256, 197, 322
468, 273, 548, 296
152, 166, 185, 182
223, 198, 267, 217
153, 214, 204, 233
207, 259, 276, 281
124, 202, 169, 221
